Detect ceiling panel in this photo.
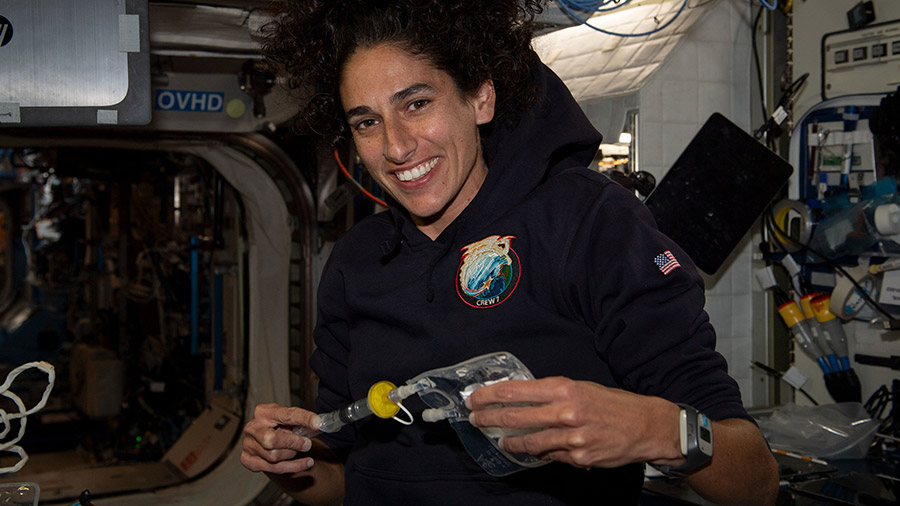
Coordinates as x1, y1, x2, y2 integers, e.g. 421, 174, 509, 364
535, 0, 719, 102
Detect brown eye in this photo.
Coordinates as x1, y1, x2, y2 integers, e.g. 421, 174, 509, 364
355, 118, 377, 130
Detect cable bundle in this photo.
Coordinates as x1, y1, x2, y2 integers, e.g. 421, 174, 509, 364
0, 361, 55, 474
554, 0, 689, 37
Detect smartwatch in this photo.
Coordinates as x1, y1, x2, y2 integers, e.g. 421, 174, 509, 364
655, 403, 713, 477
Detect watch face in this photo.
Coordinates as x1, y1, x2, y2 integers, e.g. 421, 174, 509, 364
698, 413, 713, 456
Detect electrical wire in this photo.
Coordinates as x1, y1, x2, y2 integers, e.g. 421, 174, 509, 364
333, 149, 388, 209
751, 4, 771, 149
864, 383, 897, 436
764, 209, 898, 324
751, 360, 819, 405
866, 384, 891, 419
750, 4, 807, 149
769, 234, 814, 296
781, 73, 809, 104
754, 73, 810, 141
557, 0, 628, 10
555, 0, 690, 38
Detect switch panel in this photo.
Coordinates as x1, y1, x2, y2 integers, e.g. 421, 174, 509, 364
823, 19, 900, 99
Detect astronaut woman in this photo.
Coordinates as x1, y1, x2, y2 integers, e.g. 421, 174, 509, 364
239, 1, 779, 504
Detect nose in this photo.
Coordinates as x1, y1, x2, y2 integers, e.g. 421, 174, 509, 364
382, 119, 416, 164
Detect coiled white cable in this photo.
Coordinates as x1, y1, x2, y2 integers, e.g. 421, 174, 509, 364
0, 361, 56, 474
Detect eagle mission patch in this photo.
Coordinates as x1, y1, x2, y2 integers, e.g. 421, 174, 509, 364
456, 235, 520, 308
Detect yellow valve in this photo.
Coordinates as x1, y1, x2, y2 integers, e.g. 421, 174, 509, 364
368, 380, 401, 419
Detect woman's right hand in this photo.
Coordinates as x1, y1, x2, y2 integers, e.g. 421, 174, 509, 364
241, 403, 320, 474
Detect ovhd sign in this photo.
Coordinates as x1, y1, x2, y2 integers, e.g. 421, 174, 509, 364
156, 90, 225, 113
0, 15, 13, 47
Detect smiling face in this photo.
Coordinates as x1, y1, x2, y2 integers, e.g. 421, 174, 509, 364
339, 43, 496, 240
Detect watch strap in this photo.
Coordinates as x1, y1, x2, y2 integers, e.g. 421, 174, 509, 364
654, 403, 713, 477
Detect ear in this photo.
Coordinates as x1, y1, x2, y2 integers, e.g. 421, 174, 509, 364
472, 79, 496, 125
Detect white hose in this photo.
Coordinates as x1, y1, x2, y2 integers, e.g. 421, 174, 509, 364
0, 361, 56, 474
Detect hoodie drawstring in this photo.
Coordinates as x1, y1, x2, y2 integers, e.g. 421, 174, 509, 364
424, 219, 463, 303
379, 209, 405, 263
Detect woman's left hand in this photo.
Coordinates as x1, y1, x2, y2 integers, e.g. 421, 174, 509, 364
466, 377, 684, 469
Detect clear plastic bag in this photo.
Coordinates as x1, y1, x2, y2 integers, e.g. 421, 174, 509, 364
757, 402, 879, 459
0, 483, 39, 506
408, 351, 548, 476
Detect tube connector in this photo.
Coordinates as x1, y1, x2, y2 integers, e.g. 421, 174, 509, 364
422, 408, 461, 423
292, 414, 324, 437
391, 378, 433, 403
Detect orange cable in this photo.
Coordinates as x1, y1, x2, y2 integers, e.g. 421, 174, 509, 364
333, 149, 388, 208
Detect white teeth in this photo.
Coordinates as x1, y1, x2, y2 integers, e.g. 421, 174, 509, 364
396, 158, 437, 182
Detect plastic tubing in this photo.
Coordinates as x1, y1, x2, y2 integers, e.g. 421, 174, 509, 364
292, 379, 431, 438
294, 397, 375, 437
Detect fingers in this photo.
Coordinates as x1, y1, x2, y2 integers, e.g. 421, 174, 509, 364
467, 377, 576, 410
469, 401, 585, 430
466, 379, 658, 469
466, 378, 595, 465
254, 402, 319, 429
496, 426, 588, 457
496, 426, 634, 469
241, 403, 320, 474
241, 450, 314, 474
497, 428, 605, 468
246, 420, 313, 452
246, 404, 320, 450
467, 377, 591, 430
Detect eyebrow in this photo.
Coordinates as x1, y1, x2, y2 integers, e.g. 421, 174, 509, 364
345, 83, 435, 120
391, 83, 433, 104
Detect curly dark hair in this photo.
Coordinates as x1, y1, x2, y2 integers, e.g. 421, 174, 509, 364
263, 0, 545, 146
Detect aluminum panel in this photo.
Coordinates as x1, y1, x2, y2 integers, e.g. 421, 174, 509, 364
0, 0, 129, 107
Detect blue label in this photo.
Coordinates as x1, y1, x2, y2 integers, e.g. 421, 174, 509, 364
155, 89, 225, 113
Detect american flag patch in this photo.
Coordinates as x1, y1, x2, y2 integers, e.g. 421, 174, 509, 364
654, 250, 681, 275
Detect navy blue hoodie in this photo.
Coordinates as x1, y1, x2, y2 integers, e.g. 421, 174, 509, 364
310, 62, 749, 505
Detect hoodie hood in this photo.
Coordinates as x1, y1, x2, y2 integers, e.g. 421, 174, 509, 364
476, 60, 603, 219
